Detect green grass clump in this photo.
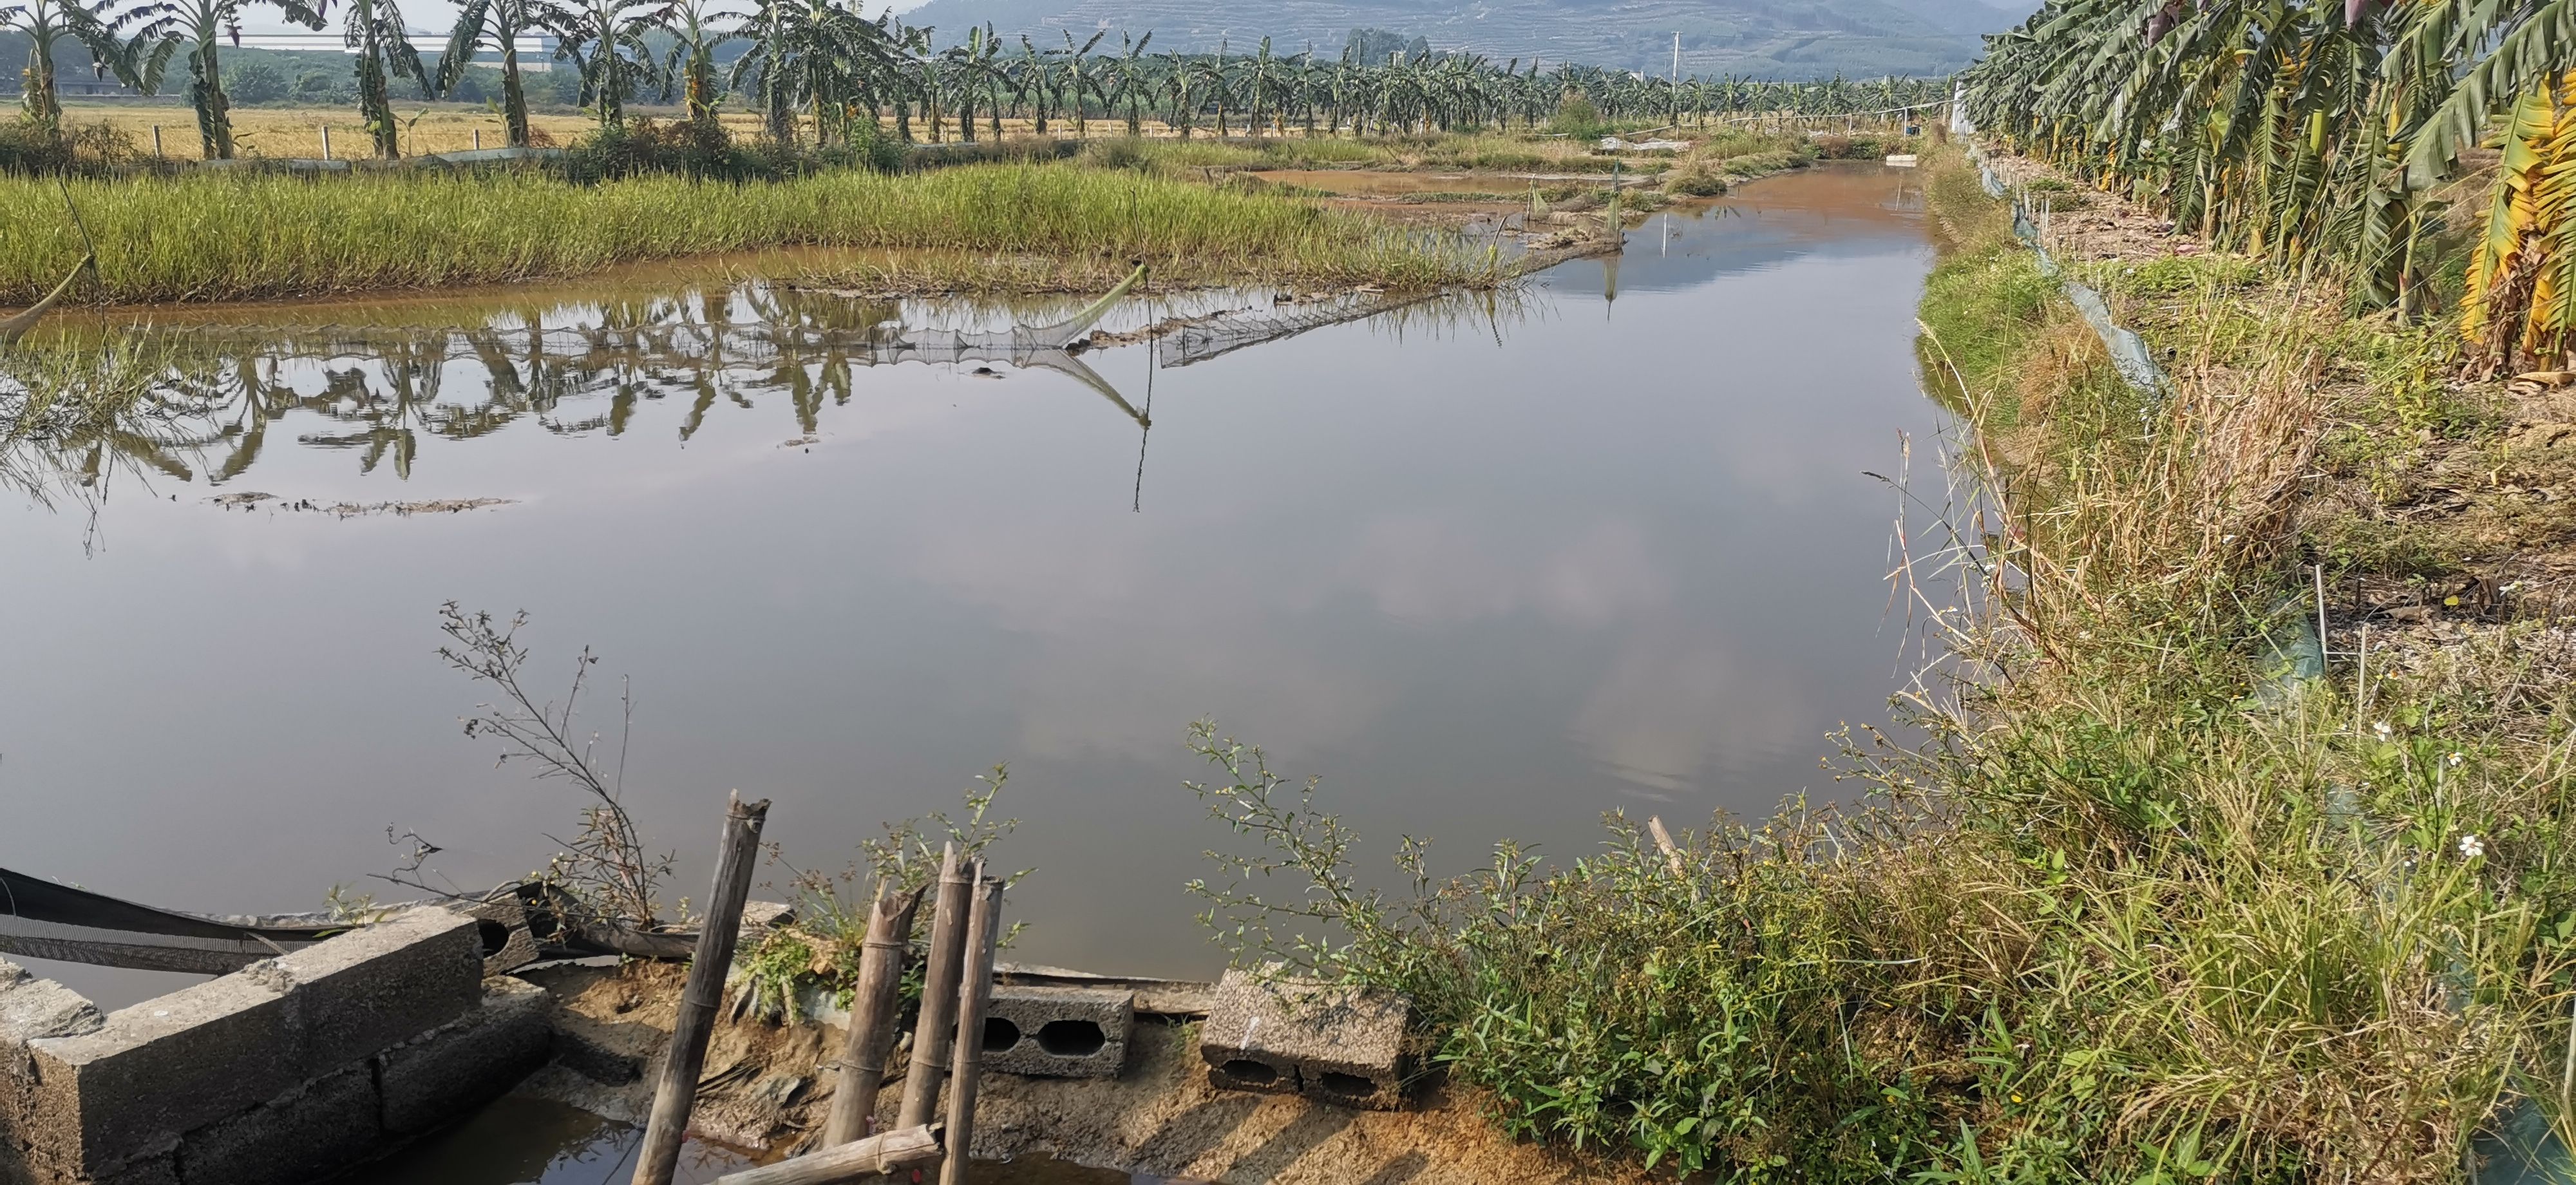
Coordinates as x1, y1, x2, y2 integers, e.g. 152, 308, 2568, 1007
1915, 249, 2058, 424
0, 162, 1500, 304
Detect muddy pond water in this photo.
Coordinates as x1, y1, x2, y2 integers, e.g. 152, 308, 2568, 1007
2, 164, 1944, 1177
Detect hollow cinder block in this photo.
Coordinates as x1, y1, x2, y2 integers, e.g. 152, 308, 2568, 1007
270, 905, 482, 1073
377, 977, 553, 1135
1198, 969, 1411, 1110
981, 986, 1133, 1079
463, 896, 542, 978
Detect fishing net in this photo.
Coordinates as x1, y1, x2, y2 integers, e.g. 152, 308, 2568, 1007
1151, 290, 1441, 368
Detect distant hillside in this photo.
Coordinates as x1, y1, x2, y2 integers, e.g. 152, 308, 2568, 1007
896, 0, 2028, 79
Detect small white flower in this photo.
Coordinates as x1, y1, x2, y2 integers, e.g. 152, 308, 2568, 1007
2373, 721, 2394, 741
2459, 835, 2486, 860
2448, 752, 2465, 768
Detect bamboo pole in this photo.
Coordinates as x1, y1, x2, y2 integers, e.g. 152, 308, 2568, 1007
635, 791, 772, 1185
820, 880, 925, 1145
1647, 816, 1685, 877
896, 844, 974, 1128
938, 873, 1004, 1185
710, 1123, 945, 1185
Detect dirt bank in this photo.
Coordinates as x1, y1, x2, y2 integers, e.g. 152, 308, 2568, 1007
515, 962, 1645, 1184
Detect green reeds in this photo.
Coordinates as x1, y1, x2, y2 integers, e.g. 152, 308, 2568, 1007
0, 163, 1501, 305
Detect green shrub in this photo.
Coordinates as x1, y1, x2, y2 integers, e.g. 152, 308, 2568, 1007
1548, 93, 1605, 138
0, 121, 139, 176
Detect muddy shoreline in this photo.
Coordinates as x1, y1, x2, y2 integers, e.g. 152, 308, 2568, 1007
506, 960, 1644, 1184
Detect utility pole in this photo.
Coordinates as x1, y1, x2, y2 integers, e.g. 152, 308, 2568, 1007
1671, 32, 1680, 81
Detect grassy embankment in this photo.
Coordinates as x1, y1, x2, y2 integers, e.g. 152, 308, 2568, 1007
0, 118, 1877, 307
0, 160, 1511, 306
1164, 142, 2576, 1181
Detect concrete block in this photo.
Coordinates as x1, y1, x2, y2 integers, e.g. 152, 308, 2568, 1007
0, 964, 103, 1045
25, 972, 301, 1174
377, 978, 553, 1135
89, 1145, 177, 1185
1204, 1052, 1300, 1096
174, 1063, 379, 1185
269, 907, 481, 1073
462, 898, 541, 978
0, 964, 104, 1184
738, 901, 794, 939
1198, 969, 1411, 1110
981, 986, 1133, 1079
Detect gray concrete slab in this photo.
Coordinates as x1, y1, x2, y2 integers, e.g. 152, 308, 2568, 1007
175, 1064, 379, 1185
24, 972, 301, 1174
378, 978, 553, 1135
270, 907, 481, 1073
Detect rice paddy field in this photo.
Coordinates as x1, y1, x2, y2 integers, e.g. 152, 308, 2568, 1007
0, 162, 1510, 304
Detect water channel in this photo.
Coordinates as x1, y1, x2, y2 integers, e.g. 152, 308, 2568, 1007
0, 163, 1944, 1179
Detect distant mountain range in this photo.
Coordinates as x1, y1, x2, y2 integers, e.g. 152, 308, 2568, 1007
896, 0, 2029, 79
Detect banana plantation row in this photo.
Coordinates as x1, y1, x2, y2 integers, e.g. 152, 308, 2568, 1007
6, 0, 1951, 163
1961, 0, 2576, 370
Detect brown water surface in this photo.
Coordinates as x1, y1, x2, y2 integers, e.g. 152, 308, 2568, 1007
0, 168, 1946, 1117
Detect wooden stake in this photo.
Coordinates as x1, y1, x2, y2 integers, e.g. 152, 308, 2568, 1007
895, 844, 974, 1128
821, 879, 924, 1145
938, 872, 1003, 1185
635, 791, 772, 1185
710, 1123, 945, 1185
319, 124, 331, 160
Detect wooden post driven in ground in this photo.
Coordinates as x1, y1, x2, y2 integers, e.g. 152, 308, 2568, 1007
939, 873, 1004, 1185
635, 791, 772, 1185
709, 1123, 945, 1185
896, 844, 974, 1128
821, 880, 924, 1145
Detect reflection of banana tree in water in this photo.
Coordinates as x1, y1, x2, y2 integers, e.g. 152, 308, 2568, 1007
12, 265, 1191, 496
314, 352, 447, 479
0, 343, 229, 509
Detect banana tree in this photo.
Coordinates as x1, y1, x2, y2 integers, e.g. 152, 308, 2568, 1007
341, 0, 422, 158
440, 0, 539, 147
729, 0, 892, 146
3, 0, 127, 129
536, 0, 663, 128
1240, 36, 1276, 135
1057, 28, 1103, 135
1106, 29, 1149, 135
654, 0, 736, 133
123, 0, 325, 158
1195, 44, 1230, 135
